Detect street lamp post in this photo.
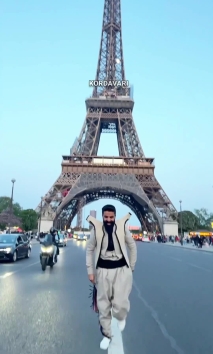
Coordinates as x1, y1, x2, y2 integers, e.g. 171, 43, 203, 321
8, 179, 16, 233
179, 200, 183, 244
83, 206, 85, 231
38, 197, 43, 235
161, 210, 164, 236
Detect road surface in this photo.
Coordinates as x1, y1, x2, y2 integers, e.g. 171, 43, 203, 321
0, 240, 213, 354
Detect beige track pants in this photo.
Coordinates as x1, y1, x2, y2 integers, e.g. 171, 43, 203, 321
96, 265, 133, 338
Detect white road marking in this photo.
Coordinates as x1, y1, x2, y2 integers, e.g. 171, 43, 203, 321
0, 272, 13, 279
0, 261, 40, 279
108, 316, 124, 354
169, 256, 182, 262
146, 247, 213, 274
0, 250, 66, 279
168, 256, 212, 272
133, 281, 184, 354
187, 263, 211, 273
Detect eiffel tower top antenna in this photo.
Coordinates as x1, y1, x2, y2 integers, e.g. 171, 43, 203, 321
93, 0, 127, 97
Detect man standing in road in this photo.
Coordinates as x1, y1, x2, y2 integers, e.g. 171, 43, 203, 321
86, 204, 137, 350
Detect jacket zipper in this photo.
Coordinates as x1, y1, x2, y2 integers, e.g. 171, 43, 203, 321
114, 224, 129, 268
96, 226, 105, 269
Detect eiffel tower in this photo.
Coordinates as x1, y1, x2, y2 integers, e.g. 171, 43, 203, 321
37, 0, 178, 235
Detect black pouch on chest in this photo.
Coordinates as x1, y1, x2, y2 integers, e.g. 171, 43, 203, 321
107, 232, 115, 251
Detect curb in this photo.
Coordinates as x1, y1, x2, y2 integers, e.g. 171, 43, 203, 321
163, 243, 213, 254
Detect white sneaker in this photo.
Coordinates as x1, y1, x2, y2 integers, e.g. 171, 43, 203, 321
100, 337, 111, 350
118, 319, 126, 331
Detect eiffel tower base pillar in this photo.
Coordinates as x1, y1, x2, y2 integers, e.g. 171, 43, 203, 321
38, 218, 53, 233
163, 221, 178, 237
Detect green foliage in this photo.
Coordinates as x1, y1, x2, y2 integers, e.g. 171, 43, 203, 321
130, 230, 142, 234
194, 208, 213, 230
20, 209, 38, 231
178, 208, 213, 232
178, 211, 199, 232
0, 222, 7, 230
0, 196, 22, 217
0, 197, 39, 231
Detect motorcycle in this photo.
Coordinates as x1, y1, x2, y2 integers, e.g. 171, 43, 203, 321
40, 241, 56, 271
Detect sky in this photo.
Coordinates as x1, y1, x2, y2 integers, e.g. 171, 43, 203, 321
1, 0, 213, 226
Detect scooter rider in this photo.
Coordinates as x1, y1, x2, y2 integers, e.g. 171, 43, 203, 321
50, 227, 59, 262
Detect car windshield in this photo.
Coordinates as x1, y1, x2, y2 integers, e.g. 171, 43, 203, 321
43, 234, 53, 243
0, 235, 16, 243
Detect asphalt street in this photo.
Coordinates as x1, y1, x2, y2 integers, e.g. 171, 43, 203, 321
0, 240, 213, 354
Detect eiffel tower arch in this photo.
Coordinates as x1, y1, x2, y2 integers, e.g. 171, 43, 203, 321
37, 0, 178, 235
53, 170, 165, 231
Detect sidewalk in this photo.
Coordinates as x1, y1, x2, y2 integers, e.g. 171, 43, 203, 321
163, 242, 213, 253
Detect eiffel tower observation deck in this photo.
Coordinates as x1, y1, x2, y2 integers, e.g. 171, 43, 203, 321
36, 0, 178, 236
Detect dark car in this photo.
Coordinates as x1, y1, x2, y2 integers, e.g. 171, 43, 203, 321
0, 234, 31, 262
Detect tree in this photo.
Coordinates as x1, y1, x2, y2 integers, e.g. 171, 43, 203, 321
0, 222, 6, 230
178, 209, 213, 232
194, 208, 213, 230
0, 196, 22, 217
20, 209, 38, 231
178, 211, 200, 232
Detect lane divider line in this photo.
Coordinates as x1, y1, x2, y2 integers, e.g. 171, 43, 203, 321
149, 251, 211, 273
108, 312, 124, 354
187, 263, 211, 273
133, 281, 184, 354
0, 249, 66, 280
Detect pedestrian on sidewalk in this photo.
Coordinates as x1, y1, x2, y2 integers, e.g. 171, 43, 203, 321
86, 204, 137, 350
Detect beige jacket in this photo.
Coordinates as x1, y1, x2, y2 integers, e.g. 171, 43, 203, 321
86, 213, 137, 275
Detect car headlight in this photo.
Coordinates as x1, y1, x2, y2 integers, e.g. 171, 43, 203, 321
5, 247, 12, 253
41, 245, 54, 253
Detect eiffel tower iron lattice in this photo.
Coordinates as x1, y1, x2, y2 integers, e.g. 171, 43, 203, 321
37, 0, 178, 234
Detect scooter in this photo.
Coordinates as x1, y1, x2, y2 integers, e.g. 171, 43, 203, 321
40, 242, 56, 271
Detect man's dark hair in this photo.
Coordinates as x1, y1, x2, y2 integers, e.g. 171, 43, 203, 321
102, 204, 116, 215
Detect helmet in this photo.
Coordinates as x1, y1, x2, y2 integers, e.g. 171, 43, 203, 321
50, 227, 58, 235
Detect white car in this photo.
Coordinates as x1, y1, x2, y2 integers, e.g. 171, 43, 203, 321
77, 233, 87, 241
141, 236, 150, 243
58, 234, 67, 247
